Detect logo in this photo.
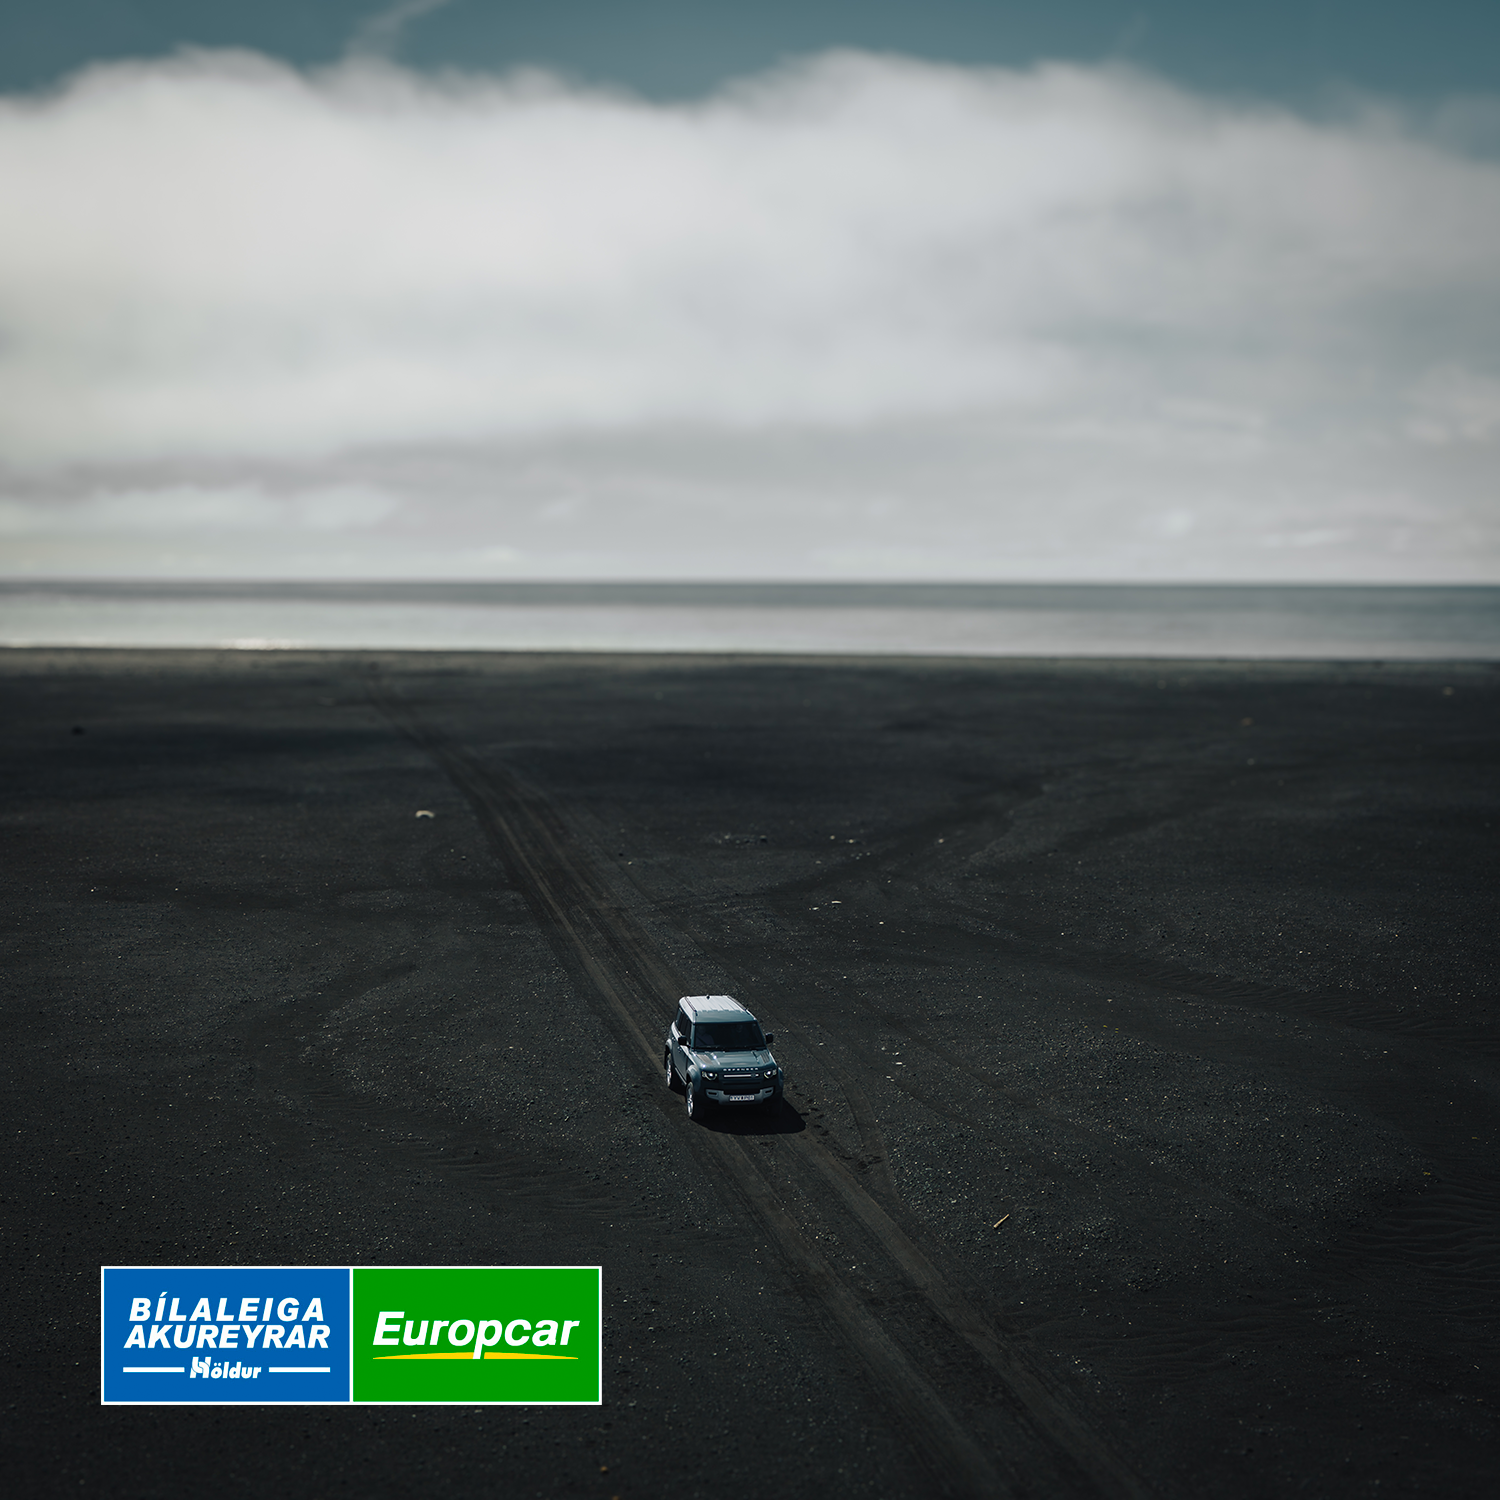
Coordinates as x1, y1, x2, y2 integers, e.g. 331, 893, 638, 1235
101, 1267, 352, 1404
352, 1267, 602, 1405
101, 1265, 602, 1405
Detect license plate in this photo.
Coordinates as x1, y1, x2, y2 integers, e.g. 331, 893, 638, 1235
724, 1094, 758, 1103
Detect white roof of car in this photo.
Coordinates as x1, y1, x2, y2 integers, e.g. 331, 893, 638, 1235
680, 994, 753, 1021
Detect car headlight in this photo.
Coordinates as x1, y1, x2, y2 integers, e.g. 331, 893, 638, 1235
704, 1069, 721, 1080
764, 1067, 777, 1079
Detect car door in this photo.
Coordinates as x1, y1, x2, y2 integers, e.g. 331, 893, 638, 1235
670, 1007, 692, 1085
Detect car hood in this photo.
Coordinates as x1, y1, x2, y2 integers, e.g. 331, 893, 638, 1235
696, 1049, 775, 1068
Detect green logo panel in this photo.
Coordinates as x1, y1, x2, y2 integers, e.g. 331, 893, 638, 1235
351, 1266, 601, 1405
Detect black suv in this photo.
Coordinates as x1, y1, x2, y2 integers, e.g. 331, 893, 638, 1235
665, 995, 784, 1119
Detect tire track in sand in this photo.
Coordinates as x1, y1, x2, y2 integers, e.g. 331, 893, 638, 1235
372, 680, 1148, 1500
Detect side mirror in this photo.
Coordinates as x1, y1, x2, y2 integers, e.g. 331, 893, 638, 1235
763, 1034, 775, 1046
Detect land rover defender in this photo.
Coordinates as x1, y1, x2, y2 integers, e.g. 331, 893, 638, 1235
664, 995, 783, 1119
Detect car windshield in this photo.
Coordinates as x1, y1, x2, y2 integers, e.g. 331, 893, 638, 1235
690, 1021, 764, 1052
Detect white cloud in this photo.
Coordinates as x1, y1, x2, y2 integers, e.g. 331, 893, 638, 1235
0, 50, 1497, 578
0, 482, 397, 533
1406, 367, 1500, 444
347, 1, 457, 62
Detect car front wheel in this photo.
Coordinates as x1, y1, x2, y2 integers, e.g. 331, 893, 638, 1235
685, 1078, 702, 1120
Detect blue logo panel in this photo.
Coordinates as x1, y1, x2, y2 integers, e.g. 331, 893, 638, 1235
101, 1267, 351, 1404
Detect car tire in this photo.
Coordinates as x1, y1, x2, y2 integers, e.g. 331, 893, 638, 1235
665, 1050, 681, 1093
686, 1079, 702, 1120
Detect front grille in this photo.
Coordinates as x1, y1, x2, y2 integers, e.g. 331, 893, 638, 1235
714, 1072, 770, 1094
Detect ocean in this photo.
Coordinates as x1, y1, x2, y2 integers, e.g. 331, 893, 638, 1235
1, 581, 1497, 658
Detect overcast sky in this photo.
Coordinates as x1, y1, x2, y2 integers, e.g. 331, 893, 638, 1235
2, 2, 1498, 580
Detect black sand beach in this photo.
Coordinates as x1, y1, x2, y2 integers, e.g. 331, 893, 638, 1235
3, 648, 1497, 1498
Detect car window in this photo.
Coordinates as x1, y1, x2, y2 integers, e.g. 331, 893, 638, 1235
690, 1021, 765, 1052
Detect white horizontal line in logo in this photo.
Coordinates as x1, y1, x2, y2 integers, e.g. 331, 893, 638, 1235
122, 1366, 185, 1373
268, 1366, 331, 1373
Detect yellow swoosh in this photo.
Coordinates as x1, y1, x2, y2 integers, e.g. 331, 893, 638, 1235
373, 1352, 579, 1361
